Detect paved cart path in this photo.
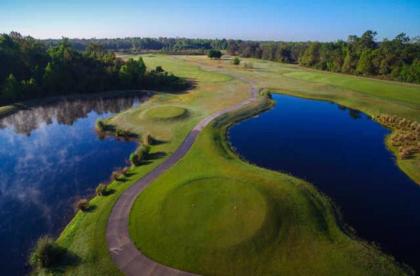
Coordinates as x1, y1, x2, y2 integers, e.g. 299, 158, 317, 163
107, 81, 258, 276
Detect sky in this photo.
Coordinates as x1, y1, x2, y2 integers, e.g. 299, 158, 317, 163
1, 0, 420, 41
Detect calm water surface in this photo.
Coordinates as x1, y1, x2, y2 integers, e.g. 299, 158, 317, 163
0, 95, 144, 275
230, 94, 420, 272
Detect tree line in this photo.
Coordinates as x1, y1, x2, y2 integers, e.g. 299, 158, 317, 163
41, 31, 420, 83
0, 32, 189, 104
43, 37, 229, 53
227, 31, 420, 83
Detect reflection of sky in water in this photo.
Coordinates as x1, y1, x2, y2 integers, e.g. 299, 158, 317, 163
0, 96, 142, 275
230, 94, 420, 273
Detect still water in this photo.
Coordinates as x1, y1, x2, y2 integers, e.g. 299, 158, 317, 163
230, 94, 420, 272
0, 95, 143, 275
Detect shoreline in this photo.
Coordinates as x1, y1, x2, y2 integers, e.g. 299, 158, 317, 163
0, 90, 154, 120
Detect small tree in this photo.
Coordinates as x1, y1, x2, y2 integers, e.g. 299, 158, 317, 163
208, 49, 222, 59
232, 57, 241, 65
76, 199, 90, 212
1, 74, 22, 101
95, 183, 107, 196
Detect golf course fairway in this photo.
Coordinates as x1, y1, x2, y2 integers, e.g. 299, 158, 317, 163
56, 55, 418, 275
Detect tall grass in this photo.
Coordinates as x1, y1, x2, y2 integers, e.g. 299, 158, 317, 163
376, 114, 420, 159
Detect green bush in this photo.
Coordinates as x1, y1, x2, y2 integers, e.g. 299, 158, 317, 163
208, 49, 222, 59
232, 57, 241, 65
29, 236, 65, 269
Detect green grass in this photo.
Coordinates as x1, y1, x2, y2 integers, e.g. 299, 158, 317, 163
144, 106, 188, 121
55, 55, 249, 275
129, 99, 407, 275
283, 70, 420, 107
57, 54, 418, 275
182, 55, 420, 183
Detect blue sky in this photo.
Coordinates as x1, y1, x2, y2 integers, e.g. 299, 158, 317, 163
1, 0, 420, 41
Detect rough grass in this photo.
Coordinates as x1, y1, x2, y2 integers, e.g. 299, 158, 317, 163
144, 106, 188, 121
129, 99, 406, 275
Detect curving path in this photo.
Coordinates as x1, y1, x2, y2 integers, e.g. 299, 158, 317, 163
106, 77, 258, 276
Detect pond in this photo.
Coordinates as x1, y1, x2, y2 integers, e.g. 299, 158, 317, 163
229, 94, 420, 273
0, 94, 144, 275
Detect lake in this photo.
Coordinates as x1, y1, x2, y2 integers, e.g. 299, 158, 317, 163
0, 94, 144, 275
229, 94, 420, 273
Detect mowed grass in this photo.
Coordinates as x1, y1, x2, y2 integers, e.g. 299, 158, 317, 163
129, 99, 406, 275
56, 55, 249, 275
185, 56, 420, 120
283, 70, 420, 107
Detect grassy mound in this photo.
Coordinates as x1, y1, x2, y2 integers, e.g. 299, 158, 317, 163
160, 177, 268, 248
144, 106, 188, 121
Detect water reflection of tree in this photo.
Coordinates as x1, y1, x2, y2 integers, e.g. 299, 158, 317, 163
337, 104, 362, 120
0, 96, 145, 135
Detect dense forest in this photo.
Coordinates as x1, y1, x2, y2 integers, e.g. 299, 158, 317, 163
227, 31, 420, 83
1, 31, 419, 104
43, 37, 229, 54
0, 32, 188, 105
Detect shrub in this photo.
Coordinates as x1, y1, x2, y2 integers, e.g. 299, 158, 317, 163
121, 167, 129, 175
111, 170, 121, 181
116, 129, 129, 138
143, 133, 152, 146
96, 120, 104, 131
232, 57, 241, 65
129, 152, 141, 166
29, 236, 65, 269
95, 183, 107, 196
129, 145, 151, 166
76, 199, 89, 212
208, 49, 222, 59
376, 114, 420, 160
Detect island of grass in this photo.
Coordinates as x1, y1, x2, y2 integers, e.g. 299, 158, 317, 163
55, 55, 419, 275
145, 106, 188, 121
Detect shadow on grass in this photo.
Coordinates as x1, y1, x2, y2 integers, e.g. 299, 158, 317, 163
45, 250, 82, 274
102, 188, 115, 196
83, 204, 97, 213
147, 151, 167, 160
148, 137, 169, 146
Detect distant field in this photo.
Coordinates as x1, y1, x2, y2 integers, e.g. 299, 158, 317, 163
284, 70, 420, 107
184, 56, 420, 121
